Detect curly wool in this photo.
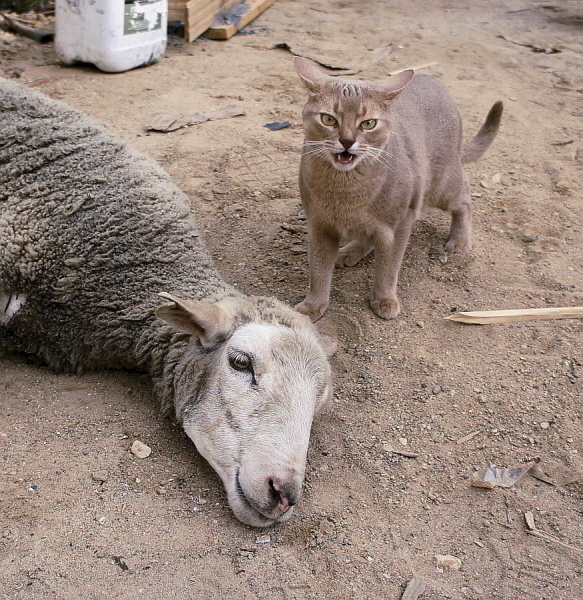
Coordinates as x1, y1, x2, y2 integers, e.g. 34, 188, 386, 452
0, 77, 245, 407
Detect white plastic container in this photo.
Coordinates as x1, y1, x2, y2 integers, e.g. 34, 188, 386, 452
55, 0, 167, 74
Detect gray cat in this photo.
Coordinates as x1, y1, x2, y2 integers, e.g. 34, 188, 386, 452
293, 57, 503, 320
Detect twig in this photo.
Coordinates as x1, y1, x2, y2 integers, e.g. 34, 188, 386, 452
457, 430, 481, 444
526, 529, 583, 554
389, 62, 437, 75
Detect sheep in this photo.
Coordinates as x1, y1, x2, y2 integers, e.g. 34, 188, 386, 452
0, 77, 334, 528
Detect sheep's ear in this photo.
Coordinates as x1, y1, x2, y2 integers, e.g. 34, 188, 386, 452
156, 292, 232, 348
293, 56, 330, 92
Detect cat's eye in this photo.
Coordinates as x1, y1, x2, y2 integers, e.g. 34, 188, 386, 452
229, 351, 253, 372
320, 113, 338, 127
360, 119, 378, 130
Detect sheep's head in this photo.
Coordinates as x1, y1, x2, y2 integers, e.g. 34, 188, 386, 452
156, 293, 334, 527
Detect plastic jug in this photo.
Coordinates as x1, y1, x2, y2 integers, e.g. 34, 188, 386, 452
55, 0, 168, 73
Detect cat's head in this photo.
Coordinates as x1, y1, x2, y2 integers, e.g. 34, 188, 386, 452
294, 57, 413, 172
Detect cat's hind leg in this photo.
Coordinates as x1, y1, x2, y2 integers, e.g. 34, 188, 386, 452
336, 239, 374, 267
444, 173, 473, 253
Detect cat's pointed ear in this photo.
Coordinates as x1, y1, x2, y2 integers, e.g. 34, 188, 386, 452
294, 57, 330, 92
375, 69, 415, 99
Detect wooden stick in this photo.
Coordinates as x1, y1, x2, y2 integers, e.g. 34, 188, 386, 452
526, 529, 583, 554
389, 62, 437, 75
445, 306, 583, 325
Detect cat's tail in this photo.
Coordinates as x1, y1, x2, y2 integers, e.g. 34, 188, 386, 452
461, 101, 504, 164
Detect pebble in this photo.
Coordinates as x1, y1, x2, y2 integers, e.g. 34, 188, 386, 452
91, 470, 109, 484
434, 554, 462, 571
130, 440, 152, 459
540, 421, 550, 429
432, 385, 441, 395
398, 437, 408, 446
256, 535, 271, 544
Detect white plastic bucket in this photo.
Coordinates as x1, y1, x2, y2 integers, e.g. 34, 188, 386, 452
55, 0, 168, 74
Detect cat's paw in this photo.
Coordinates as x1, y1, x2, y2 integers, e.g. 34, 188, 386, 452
370, 296, 400, 320
444, 236, 472, 254
295, 299, 328, 322
336, 241, 373, 267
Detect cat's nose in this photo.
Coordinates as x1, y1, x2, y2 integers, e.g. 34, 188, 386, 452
339, 138, 354, 150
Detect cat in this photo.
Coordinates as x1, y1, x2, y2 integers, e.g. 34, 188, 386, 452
293, 56, 503, 321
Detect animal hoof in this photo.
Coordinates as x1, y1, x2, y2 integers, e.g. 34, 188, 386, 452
370, 297, 400, 320
295, 300, 327, 322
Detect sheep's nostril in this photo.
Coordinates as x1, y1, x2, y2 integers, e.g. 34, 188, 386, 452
268, 477, 292, 512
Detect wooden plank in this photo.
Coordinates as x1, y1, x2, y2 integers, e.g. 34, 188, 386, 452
445, 306, 583, 325
205, 0, 276, 40
186, 0, 239, 42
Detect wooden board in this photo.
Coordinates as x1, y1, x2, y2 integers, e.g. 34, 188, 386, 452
445, 306, 583, 324
168, 0, 275, 42
205, 0, 276, 40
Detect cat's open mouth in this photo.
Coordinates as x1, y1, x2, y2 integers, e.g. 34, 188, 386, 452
335, 150, 356, 165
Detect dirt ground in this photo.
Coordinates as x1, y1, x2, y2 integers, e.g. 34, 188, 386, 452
1, 1, 582, 598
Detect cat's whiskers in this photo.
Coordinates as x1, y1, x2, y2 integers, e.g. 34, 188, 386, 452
363, 146, 396, 171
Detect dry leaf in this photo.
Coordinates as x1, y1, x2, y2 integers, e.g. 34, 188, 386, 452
147, 106, 245, 132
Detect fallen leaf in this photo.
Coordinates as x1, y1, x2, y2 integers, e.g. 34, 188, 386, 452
147, 106, 245, 132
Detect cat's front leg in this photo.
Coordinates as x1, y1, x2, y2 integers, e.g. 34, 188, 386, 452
295, 227, 340, 322
369, 220, 413, 319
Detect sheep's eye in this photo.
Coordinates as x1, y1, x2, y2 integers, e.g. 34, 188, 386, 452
229, 352, 252, 372
360, 119, 377, 130
321, 113, 337, 126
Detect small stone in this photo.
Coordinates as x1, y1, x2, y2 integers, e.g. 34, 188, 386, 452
91, 470, 109, 484
398, 437, 408, 446
432, 385, 441, 395
520, 235, 537, 243
256, 535, 271, 544
480, 180, 490, 189
491, 173, 501, 184
434, 554, 462, 571
540, 421, 550, 429
130, 440, 151, 459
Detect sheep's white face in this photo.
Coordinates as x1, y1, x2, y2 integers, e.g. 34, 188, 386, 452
182, 322, 332, 527
156, 294, 333, 527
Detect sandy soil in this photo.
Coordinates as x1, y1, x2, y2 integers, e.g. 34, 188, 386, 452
1, 1, 582, 598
